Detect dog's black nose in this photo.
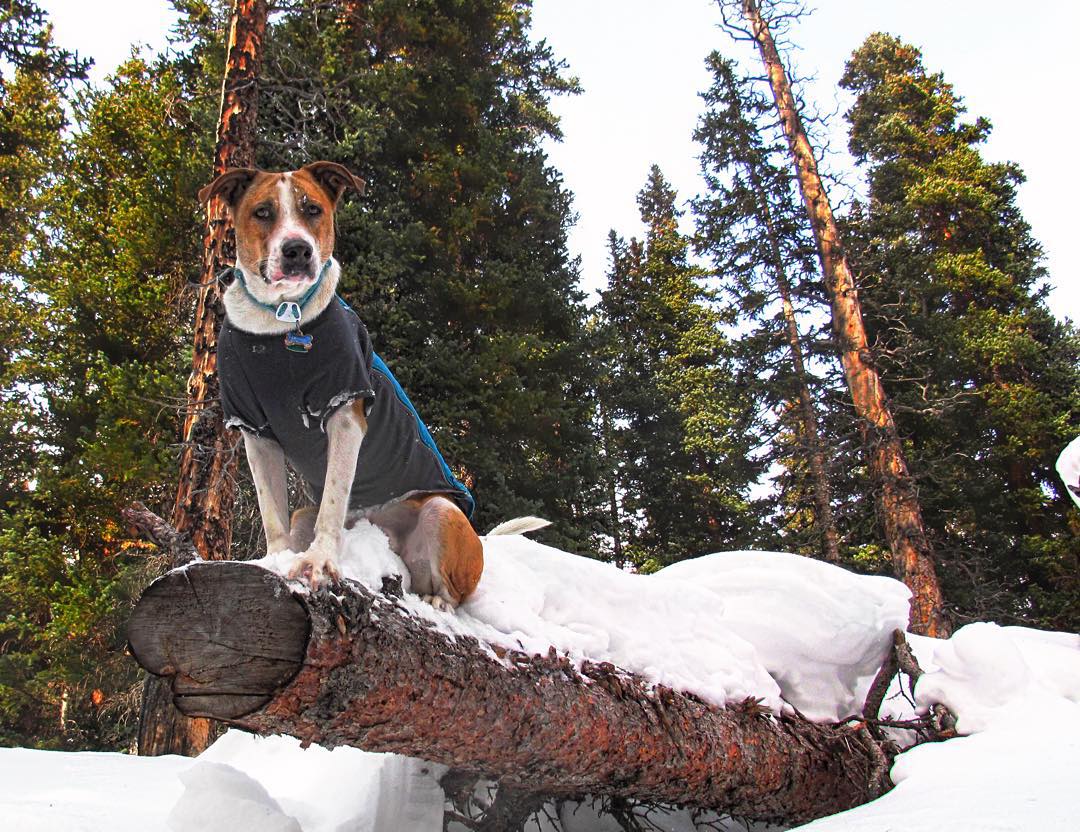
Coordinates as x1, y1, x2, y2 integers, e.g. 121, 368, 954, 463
281, 238, 313, 268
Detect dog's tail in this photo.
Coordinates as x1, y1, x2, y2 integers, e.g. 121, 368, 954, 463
486, 516, 551, 537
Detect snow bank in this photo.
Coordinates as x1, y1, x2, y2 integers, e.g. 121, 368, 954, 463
257, 524, 910, 721
0, 745, 189, 831
655, 551, 910, 720
168, 730, 446, 832
0, 731, 446, 832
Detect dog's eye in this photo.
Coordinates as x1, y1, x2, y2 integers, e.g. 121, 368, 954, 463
253, 206, 272, 220
303, 203, 323, 217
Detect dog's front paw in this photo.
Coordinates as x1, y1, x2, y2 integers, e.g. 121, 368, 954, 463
287, 547, 341, 590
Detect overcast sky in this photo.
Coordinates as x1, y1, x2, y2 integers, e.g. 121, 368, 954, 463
38, 0, 1078, 322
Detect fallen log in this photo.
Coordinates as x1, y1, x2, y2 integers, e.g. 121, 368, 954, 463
126, 561, 891, 825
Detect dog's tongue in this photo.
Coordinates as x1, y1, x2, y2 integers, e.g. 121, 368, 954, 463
270, 272, 313, 285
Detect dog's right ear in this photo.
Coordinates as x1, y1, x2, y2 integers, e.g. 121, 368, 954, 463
197, 167, 259, 207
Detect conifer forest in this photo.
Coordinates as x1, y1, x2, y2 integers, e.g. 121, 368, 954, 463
1, 0, 1077, 758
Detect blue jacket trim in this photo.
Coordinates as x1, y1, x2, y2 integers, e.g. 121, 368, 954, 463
369, 352, 476, 518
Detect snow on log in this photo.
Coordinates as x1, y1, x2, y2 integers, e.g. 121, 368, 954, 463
127, 560, 890, 825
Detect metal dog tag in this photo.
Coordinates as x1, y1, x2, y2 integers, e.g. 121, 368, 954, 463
276, 301, 302, 323
284, 330, 313, 353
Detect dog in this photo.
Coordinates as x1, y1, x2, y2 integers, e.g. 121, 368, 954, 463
198, 161, 486, 610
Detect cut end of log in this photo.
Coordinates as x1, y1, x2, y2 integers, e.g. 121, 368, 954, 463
127, 562, 310, 719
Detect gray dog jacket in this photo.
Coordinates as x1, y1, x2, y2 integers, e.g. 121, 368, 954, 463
217, 297, 475, 517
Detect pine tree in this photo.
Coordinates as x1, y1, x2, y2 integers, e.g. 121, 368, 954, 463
693, 52, 841, 562
0, 44, 210, 747
249, 0, 603, 550
598, 166, 762, 569
0, 0, 88, 504
841, 34, 1080, 629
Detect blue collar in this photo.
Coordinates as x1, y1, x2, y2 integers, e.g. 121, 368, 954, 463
225, 258, 334, 325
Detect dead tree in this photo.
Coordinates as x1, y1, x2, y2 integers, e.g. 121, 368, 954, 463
139, 0, 269, 756
745, 162, 840, 563
728, 0, 949, 636
128, 561, 892, 826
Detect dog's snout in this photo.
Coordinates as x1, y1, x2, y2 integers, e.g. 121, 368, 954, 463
281, 238, 314, 270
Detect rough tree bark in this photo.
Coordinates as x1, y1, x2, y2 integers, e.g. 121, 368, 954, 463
138, 0, 269, 757
735, 0, 949, 636
128, 561, 892, 826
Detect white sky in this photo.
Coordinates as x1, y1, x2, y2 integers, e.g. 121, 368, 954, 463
38, 0, 1078, 322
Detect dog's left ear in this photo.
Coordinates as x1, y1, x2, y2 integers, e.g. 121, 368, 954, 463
301, 161, 366, 205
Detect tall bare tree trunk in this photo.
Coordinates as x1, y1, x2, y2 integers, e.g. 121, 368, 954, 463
738, 0, 948, 636
745, 164, 840, 562
138, 0, 269, 756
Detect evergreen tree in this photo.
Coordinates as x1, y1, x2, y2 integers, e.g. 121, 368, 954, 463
0, 50, 211, 747
841, 34, 1080, 628
598, 165, 762, 569
693, 52, 841, 561
0, 0, 88, 503
248, 0, 603, 550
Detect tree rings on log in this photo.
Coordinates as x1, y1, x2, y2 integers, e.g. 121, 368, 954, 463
127, 562, 310, 719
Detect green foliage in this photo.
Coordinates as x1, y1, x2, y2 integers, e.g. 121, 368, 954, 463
840, 34, 1080, 628
692, 53, 846, 560
597, 166, 764, 568
0, 47, 211, 747
0, 0, 89, 155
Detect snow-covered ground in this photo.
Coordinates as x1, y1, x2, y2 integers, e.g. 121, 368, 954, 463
3, 501, 1079, 830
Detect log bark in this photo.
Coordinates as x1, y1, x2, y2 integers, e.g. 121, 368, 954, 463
128, 561, 891, 825
737, 0, 949, 636
140, 0, 269, 757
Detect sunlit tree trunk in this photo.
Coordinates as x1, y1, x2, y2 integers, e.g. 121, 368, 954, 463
738, 0, 948, 636
138, 0, 269, 756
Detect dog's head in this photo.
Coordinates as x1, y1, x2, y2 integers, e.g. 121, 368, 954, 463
198, 162, 365, 304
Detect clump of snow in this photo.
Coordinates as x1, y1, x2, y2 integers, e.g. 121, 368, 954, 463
461, 535, 784, 712
1056, 434, 1080, 508
166, 730, 446, 832
655, 551, 910, 721
169, 761, 301, 832
912, 622, 1080, 735
252, 519, 412, 592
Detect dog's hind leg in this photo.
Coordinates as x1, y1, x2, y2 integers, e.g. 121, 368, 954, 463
405, 495, 483, 610
289, 505, 318, 552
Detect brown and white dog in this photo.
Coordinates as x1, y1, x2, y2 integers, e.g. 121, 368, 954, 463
199, 161, 486, 609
